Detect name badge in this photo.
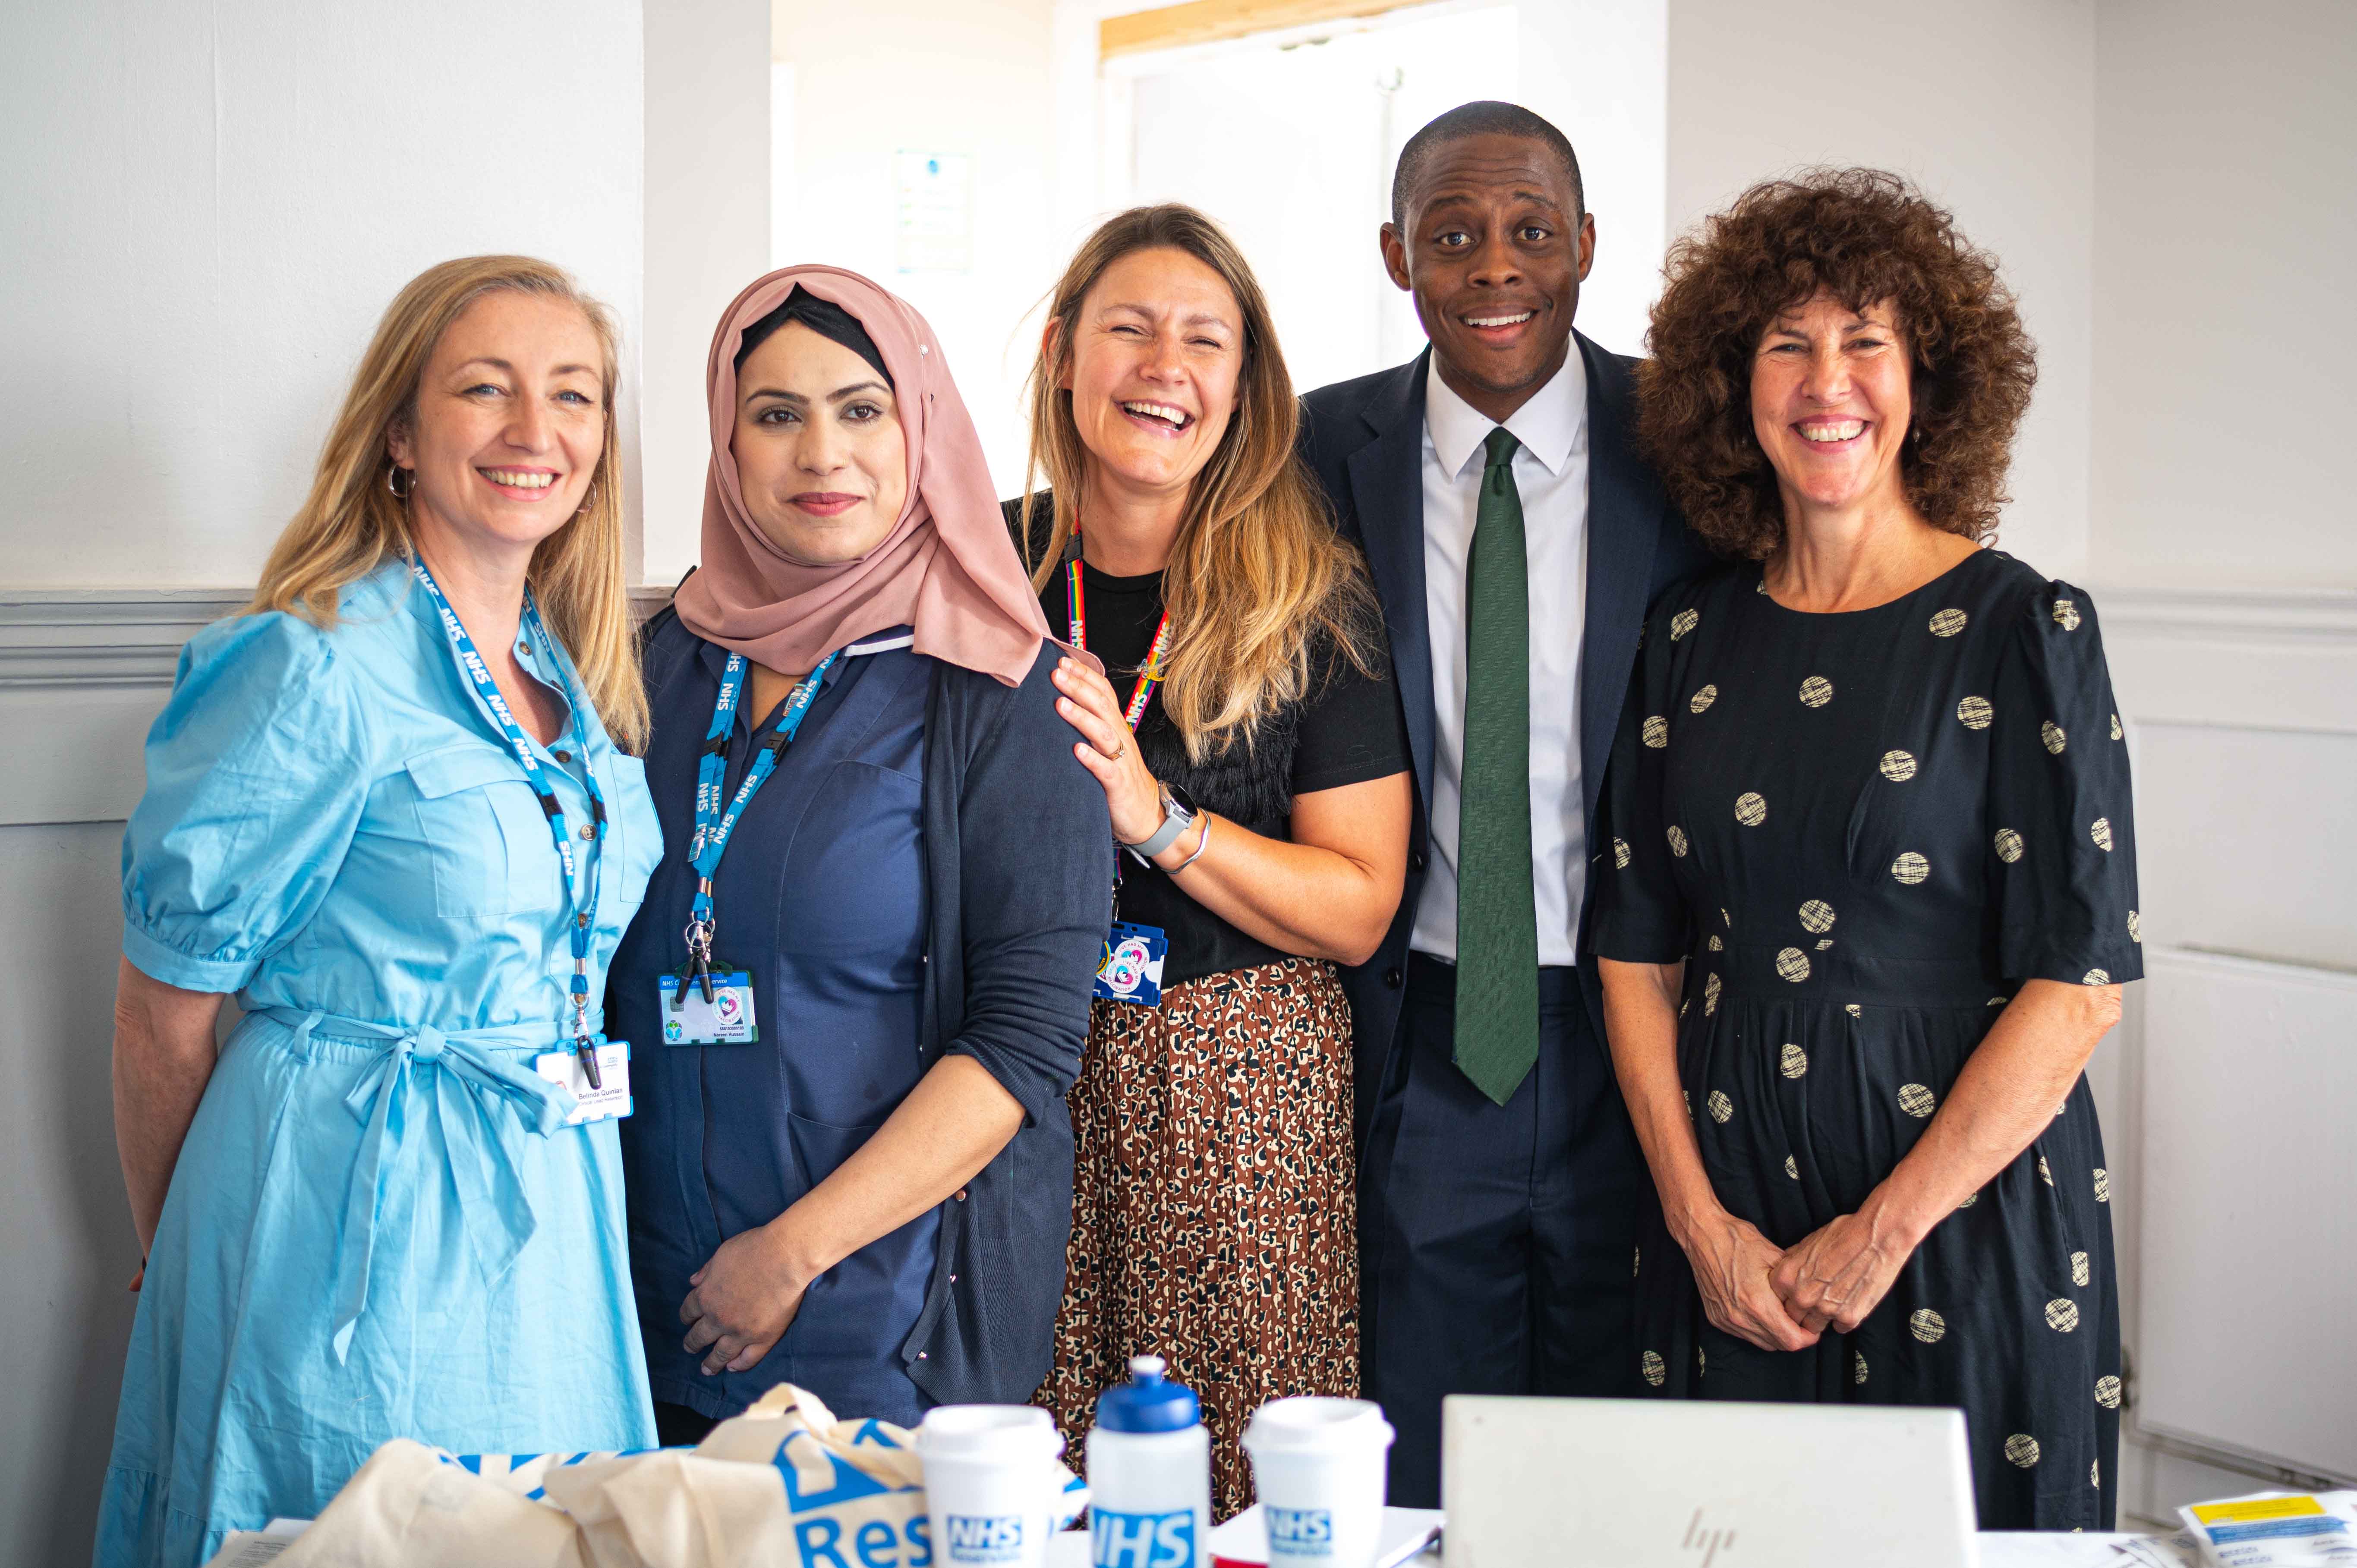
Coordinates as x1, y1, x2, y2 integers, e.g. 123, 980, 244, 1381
534, 1042, 633, 1124
658, 971, 759, 1044
1093, 922, 1168, 1007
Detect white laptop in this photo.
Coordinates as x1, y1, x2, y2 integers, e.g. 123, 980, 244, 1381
1442, 1395, 1978, 1568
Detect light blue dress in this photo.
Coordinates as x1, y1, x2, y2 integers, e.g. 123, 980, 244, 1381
97, 561, 664, 1568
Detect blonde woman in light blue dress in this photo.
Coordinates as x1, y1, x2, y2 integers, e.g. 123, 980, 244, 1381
99, 257, 663, 1568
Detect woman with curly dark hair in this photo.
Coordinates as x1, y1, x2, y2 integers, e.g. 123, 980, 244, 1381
1590, 170, 2140, 1530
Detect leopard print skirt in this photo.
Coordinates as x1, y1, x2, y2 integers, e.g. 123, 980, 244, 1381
1038, 957, 1359, 1521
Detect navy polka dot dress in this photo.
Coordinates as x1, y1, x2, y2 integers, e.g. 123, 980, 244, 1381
1592, 547, 2140, 1531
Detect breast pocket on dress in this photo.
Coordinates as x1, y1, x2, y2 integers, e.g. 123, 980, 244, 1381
598, 752, 665, 922
403, 742, 561, 918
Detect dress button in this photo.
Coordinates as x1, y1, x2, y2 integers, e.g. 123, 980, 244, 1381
1409, 849, 1427, 872
954, 1188, 968, 1202
579, 824, 598, 840
553, 749, 571, 763
1384, 966, 1403, 989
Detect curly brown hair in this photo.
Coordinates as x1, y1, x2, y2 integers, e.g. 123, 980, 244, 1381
1639, 168, 2037, 559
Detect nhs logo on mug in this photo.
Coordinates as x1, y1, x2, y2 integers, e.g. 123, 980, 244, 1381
945, 1512, 1025, 1563
1266, 1507, 1336, 1558
1091, 1508, 1196, 1568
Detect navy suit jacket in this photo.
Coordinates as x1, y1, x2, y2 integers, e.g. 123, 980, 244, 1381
1299, 333, 1716, 1144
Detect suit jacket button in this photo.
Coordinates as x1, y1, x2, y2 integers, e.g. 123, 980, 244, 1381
1384, 967, 1403, 989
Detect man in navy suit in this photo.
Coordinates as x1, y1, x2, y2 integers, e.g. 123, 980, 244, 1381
1299, 101, 1713, 1505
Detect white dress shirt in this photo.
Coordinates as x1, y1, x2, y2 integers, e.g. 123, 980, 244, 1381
1410, 349, 1590, 967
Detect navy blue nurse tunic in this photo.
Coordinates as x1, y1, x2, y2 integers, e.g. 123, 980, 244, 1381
611, 617, 941, 1428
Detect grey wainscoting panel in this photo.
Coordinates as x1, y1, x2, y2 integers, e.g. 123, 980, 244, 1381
2095, 582, 2357, 1514
0, 590, 246, 825
2137, 948, 2356, 1483
0, 821, 145, 1567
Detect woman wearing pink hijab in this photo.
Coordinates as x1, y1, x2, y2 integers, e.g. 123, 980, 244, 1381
608, 267, 1111, 1437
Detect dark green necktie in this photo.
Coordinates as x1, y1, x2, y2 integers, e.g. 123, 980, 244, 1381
1454, 426, 1540, 1106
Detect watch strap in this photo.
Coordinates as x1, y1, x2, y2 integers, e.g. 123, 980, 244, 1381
1129, 792, 1191, 860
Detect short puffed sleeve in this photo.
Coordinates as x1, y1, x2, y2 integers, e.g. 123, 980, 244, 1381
1591, 601, 1695, 964
120, 611, 372, 992
1985, 579, 2143, 988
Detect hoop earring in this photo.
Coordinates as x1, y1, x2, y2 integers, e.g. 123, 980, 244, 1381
385, 466, 414, 500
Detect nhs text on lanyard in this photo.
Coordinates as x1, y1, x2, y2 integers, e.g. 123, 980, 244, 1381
409, 557, 630, 1123
663, 649, 838, 1045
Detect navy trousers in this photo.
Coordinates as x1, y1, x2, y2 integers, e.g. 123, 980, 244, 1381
1358, 954, 1654, 1507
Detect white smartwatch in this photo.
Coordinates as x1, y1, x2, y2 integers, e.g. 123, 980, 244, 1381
1126, 782, 1200, 865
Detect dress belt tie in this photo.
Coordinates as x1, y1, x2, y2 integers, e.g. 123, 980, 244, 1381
254, 1008, 585, 1363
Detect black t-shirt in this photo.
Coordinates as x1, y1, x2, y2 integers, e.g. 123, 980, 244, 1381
1043, 559, 1411, 986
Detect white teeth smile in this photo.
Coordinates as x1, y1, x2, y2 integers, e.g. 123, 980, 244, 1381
1120, 401, 1190, 429
1800, 421, 1865, 443
481, 469, 556, 488
1464, 311, 1535, 328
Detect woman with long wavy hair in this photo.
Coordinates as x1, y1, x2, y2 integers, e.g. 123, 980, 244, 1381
1015, 205, 1412, 1516
100, 255, 662, 1567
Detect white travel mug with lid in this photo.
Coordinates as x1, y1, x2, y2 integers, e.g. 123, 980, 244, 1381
1240, 1397, 1395, 1568
917, 1404, 1070, 1568
1087, 1354, 1212, 1568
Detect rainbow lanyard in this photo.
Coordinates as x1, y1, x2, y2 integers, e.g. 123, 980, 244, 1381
1065, 553, 1172, 732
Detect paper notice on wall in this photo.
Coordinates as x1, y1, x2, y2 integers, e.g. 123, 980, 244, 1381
894, 151, 972, 274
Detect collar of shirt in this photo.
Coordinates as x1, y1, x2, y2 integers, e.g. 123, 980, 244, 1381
691, 625, 916, 683
1423, 342, 1589, 480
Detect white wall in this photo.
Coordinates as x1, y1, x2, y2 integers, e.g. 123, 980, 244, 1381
1666, 0, 2096, 580
772, 0, 1062, 498
2091, 0, 2357, 590
0, 0, 647, 589
643, 0, 773, 583
1515, 0, 1666, 359
2087, 0, 2357, 1509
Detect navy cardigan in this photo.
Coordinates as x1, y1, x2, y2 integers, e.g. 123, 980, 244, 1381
637, 602, 1111, 1407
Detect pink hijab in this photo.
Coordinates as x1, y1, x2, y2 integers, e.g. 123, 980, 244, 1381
674, 265, 1051, 686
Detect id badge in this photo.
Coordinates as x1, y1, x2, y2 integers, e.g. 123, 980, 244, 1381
534, 1042, 633, 1125
658, 971, 759, 1044
1093, 921, 1168, 1007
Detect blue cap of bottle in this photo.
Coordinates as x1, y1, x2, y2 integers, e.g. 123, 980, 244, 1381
1095, 1355, 1201, 1433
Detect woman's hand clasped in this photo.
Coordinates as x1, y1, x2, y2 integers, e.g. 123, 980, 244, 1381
1052, 656, 1166, 845
1679, 1207, 1821, 1353
1770, 1208, 1914, 1335
680, 1223, 815, 1376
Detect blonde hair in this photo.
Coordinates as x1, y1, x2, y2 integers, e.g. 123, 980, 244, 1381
1018, 205, 1378, 762
247, 255, 648, 750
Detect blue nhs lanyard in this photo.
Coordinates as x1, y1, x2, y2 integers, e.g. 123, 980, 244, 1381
409, 556, 609, 1083
681, 648, 838, 997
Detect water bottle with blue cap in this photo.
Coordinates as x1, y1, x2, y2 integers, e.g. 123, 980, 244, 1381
1087, 1354, 1211, 1568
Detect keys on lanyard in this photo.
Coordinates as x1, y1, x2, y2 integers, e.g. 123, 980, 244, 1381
1065, 546, 1174, 1007
409, 557, 612, 1090
677, 649, 838, 1018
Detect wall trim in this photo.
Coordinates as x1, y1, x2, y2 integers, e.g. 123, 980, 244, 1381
2089, 583, 2357, 643
0, 586, 679, 693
